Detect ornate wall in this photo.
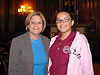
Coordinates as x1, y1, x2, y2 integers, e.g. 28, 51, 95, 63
0, 0, 100, 51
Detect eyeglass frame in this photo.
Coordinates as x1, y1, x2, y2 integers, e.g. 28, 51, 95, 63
56, 18, 72, 24
30, 21, 43, 26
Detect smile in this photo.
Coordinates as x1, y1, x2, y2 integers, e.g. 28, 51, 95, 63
60, 25, 67, 28
33, 28, 39, 30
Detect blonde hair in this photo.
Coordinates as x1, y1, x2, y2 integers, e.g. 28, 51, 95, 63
25, 11, 46, 33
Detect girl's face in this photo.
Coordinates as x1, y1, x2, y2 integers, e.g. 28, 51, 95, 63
56, 12, 74, 34
28, 15, 43, 36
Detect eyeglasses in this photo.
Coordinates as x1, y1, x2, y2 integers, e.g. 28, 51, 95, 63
56, 18, 71, 24
30, 21, 42, 26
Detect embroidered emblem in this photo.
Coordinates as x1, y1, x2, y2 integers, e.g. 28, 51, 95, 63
63, 45, 70, 53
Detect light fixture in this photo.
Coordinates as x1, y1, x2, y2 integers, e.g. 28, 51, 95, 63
18, 5, 34, 13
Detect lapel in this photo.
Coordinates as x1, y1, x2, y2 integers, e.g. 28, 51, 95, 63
41, 35, 49, 75
24, 32, 33, 58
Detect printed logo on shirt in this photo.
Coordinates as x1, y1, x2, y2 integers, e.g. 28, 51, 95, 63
63, 46, 81, 60
72, 49, 81, 60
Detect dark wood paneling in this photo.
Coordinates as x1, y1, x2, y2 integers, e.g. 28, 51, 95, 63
36, 0, 59, 23
86, 0, 89, 21
9, 0, 15, 38
96, 0, 100, 50
4, 0, 10, 38
77, 0, 100, 51
92, 0, 100, 50
89, 0, 95, 20
0, 0, 5, 38
36, 0, 46, 17
0, 0, 100, 51
49, 0, 59, 23
77, 0, 87, 22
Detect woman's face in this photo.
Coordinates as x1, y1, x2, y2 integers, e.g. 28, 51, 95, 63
56, 12, 74, 34
28, 15, 43, 35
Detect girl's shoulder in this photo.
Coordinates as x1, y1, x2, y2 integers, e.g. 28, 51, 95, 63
75, 31, 88, 42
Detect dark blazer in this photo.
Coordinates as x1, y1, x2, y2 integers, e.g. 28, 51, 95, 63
8, 32, 50, 75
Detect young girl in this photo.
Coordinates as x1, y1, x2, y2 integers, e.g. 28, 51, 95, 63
48, 11, 94, 75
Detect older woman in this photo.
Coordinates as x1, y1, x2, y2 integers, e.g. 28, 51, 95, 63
9, 11, 50, 75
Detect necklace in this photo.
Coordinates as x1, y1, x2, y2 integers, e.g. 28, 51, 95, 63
31, 39, 40, 43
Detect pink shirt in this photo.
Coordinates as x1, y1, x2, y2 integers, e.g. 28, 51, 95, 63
48, 31, 94, 75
